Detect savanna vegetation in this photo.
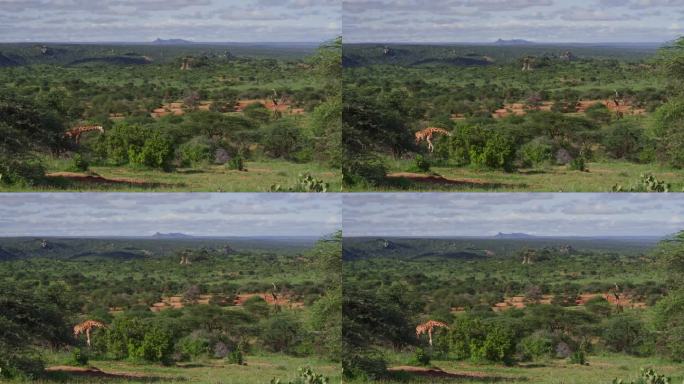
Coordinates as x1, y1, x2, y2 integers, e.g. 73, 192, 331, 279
343, 235, 684, 383
0, 233, 341, 383
343, 38, 684, 191
0, 39, 341, 192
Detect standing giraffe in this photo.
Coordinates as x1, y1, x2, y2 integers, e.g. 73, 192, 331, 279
73, 320, 106, 347
416, 320, 449, 346
65, 125, 104, 144
415, 127, 452, 153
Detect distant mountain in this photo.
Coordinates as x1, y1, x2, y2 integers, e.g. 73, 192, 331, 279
494, 232, 536, 239
495, 39, 534, 45
152, 38, 194, 45
0, 52, 20, 67
152, 232, 194, 239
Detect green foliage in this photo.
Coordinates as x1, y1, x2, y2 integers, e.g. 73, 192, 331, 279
612, 173, 670, 192
613, 368, 674, 384
520, 138, 553, 167
227, 154, 245, 171
0, 158, 46, 186
176, 332, 210, 360
261, 119, 307, 160
67, 153, 89, 172
178, 136, 213, 167
408, 155, 431, 173
227, 348, 243, 365
603, 122, 645, 161
517, 331, 555, 361
569, 350, 586, 365
411, 348, 431, 366
586, 103, 613, 124
568, 157, 587, 171
651, 289, 684, 361
69, 348, 89, 366
652, 98, 684, 168
602, 315, 650, 355
103, 124, 174, 169
270, 173, 329, 192
260, 313, 303, 354
271, 367, 330, 384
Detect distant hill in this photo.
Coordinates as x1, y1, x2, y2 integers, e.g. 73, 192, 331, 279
494, 232, 535, 239
495, 39, 534, 45
0, 52, 20, 67
153, 38, 194, 45
152, 232, 194, 239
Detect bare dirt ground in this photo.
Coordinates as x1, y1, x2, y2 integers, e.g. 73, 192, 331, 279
388, 366, 516, 381
386, 172, 516, 189
149, 293, 304, 312
46, 172, 174, 188
45, 366, 169, 380
490, 99, 646, 119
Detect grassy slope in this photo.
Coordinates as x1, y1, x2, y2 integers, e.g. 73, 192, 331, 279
350, 160, 684, 192
348, 354, 683, 383
32, 352, 340, 384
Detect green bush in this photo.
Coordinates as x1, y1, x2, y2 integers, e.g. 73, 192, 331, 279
70, 348, 89, 366
517, 331, 555, 361
613, 368, 673, 384
178, 137, 213, 167
0, 158, 45, 186
227, 349, 243, 365
603, 122, 644, 161
176, 333, 210, 360
520, 138, 553, 167
469, 131, 516, 171
103, 125, 174, 169
569, 350, 586, 365
260, 313, 303, 354
271, 367, 330, 384
343, 156, 387, 186
227, 155, 245, 171
67, 153, 90, 172
408, 155, 431, 173
411, 347, 430, 366
602, 315, 650, 355
261, 119, 307, 160
568, 157, 586, 171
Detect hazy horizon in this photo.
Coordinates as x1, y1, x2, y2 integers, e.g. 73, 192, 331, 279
0, 0, 340, 43
344, 0, 684, 44
0, 194, 341, 237
343, 193, 684, 238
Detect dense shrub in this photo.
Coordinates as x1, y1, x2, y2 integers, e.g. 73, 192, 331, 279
70, 348, 89, 366
517, 331, 555, 361
176, 332, 211, 360
411, 347, 431, 366
102, 124, 174, 169
260, 313, 303, 354
602, 122, 644, 161
520, 138, 553, 167
178, 137, 214, 167
602, 315, 649, 355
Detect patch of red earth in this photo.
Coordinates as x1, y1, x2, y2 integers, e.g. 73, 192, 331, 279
388, 366, 516, 380
487, 293, 646, 312
149, 293, 304, 312
488, 99, 645, 119
45, 366, 158, 380
150, 101, 213, 118
235, 99, 305, 115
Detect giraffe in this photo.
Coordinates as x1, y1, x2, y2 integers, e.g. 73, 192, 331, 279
73, 320, 106, 347
416, 320, 449, 346
65, 125, 104, 144
415, 127, 452, 153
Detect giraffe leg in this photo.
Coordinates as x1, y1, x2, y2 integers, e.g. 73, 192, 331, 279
427, 137, 434, 153
428, 329, 433, 346
86, 329, 91, 347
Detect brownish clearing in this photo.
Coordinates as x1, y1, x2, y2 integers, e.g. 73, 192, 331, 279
484, 293, 646, 313
235, 99, 305, 115
150, 101, 212, 118
386, 172, 514, 189
388, 366, 517, 381
46, 172, 174, 188
45, 366, 168, 380
149, 292, 304, 312
486, 99, 646, 119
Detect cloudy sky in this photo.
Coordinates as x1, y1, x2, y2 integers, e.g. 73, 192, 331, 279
0, 193, 341, 237
344, 0, 684, 43
344, 193, 684, 237
0, 0, 340, 42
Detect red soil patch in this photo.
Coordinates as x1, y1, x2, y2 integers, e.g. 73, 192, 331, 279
150, 293, 303, 312
489, 293, 646, 312
150, 101, 213, 118
388, 366, 516, 380
491, 99, 646, 119
45, 366, 159, 380
235, 99, 304, 115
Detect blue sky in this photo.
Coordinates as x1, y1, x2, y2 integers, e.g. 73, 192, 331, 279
343, 0, 684, 43
0, 193, 341, 237
343, 193, 684, 237
0, 0, 340, 42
